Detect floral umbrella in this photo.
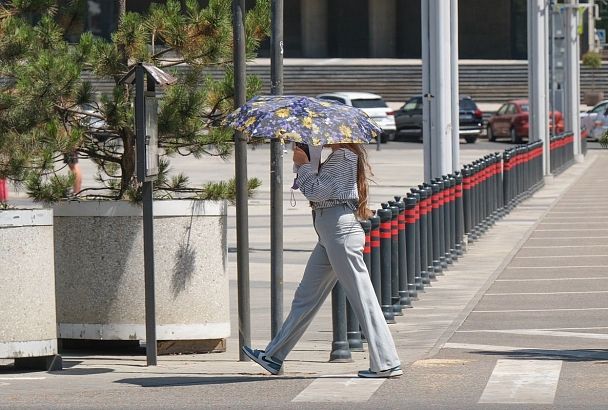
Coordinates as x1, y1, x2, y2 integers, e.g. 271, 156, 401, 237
223, 95, 382, 145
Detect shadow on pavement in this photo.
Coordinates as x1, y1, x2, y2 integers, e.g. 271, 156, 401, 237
116, 375, 318, 387
472, 348, 608, 362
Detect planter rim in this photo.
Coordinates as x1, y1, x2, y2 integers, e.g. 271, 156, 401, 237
0, 208, 53, 227
52, 199, 226, 217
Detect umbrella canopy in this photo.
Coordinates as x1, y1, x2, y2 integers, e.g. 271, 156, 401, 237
223, 95, 382, 145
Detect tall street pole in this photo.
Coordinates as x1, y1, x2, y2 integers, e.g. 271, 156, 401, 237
450, 0, 460, 172
270, 0, 284, 339
232, 0, 250, 361
528, 0, 550, 175
422, 0, 453, 181
564, 0, 582, 159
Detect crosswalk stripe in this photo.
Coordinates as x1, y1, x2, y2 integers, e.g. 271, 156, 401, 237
291, 376, 385, 402
478, 359, 562, 404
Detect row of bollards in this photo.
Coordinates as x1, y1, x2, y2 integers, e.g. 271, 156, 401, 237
329, 140, 556, 362
550, 132, 575, 175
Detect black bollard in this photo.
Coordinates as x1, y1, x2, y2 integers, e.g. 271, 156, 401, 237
418, 185, 433, 281
394, 197, 411, 308
435, 178, 448, 269
412, 188, 430, 286
370, 213, 382, 305
442, 175, 453, 264
378, 208, 395, 324
329, 282, 353, 362
454, 172, 465, 256
422, 184, 436, 280
387, 201, 403, 316
404, 195, 419, 299
448, 175, 458, 261
410, 190, 424, 290
430, 181, 443, 274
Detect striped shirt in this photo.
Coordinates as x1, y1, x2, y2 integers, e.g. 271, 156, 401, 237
296, 148, 359, 211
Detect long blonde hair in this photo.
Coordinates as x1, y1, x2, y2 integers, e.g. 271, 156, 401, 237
341, 143, 373, 220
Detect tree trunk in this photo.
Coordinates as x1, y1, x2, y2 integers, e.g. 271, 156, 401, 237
119, 130, 136, 198
118, 0, 126, 19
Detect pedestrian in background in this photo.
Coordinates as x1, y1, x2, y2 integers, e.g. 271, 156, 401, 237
243, 143, 402, 378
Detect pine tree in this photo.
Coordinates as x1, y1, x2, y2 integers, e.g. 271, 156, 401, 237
0, 0, 268, 202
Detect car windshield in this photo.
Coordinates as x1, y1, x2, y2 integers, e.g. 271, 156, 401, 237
519, 104, 529, 112
351, 98, 387, 109
459, 98, 477, 111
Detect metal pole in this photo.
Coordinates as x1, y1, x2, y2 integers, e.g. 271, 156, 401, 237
233, 0, 251, 361
329, 283, 352, 362
270, 0, 284, 340
136, 65, 157, 367
421, 0, 431, 181
528, 0, 550, 175
450, 0, 460, 171
565, 0, 582, 159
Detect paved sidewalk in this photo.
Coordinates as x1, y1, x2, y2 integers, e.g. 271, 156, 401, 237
0, 150, 604, 409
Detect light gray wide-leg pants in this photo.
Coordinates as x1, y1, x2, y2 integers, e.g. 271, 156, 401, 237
265, 205, 400, 372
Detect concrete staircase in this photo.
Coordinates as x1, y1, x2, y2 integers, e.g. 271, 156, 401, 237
84, 59, 608, 106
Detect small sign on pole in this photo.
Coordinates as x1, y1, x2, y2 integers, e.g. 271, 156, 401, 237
119, 63, 176, 367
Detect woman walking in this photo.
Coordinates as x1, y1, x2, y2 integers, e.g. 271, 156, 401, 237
243, 143, 401, 378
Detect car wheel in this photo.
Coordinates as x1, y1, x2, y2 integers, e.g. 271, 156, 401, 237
487, 126, 496, 142
381, 132, 389, 144
510, 127, 522, 144
465, 136, 477, 144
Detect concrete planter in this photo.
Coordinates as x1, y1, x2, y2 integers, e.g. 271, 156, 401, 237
53, 200, 229, 353
584, 91, 604, 106
0, 209, 62, 370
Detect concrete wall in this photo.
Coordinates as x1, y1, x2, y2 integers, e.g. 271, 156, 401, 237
0, 210, 58, 358
53, 200, 229, 342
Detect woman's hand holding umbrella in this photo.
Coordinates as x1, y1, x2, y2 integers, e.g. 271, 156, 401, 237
293, 147, 310, 166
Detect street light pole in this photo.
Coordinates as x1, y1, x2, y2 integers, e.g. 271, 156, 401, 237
450, 0, 460, 172
528, 0, 550, 175
270, 0, 284, 339
422, 0, 453, 181
232, 0, 251, 361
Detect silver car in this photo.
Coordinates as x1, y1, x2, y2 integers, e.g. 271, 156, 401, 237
580, 100, 608, 141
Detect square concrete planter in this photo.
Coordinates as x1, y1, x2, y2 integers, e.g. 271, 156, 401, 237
0, 209, 62, 370
53, 200, 229, 354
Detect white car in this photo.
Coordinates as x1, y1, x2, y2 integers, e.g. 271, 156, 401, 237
580, 100, 608, 141
316, 92, 396, 143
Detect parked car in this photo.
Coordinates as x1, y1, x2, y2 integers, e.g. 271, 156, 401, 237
393, 95, 483, 143
487, 99, 564, 143
316, 92, 396, 143
580, 99, 608, 141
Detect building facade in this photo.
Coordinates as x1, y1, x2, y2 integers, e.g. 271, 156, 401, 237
53, 0, 529, 59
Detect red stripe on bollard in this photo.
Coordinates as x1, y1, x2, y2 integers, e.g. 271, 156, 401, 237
391, 220, 398, 236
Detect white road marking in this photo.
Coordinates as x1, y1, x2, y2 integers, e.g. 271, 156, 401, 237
497, 277, 608, 282
457, 326, 608, 332
535, 228, 608, 231
515, 255, 608, 258
0, 377, 46, 380
485, 291, 608, 296
478, 360, 562, 404
291, 376, 385, 403
524, 244, 608, 249
507, 265, 607, 269
455, 328, 608, 340
529, 236, 608, 239
472, 307, 608, 313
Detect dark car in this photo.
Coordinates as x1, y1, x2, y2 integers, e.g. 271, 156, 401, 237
487, 99, 564, 143
394, 96, 483, 143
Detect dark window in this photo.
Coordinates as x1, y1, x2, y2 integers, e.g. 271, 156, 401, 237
351, 98, 387, 109
318, 96, 346, 104
497, 104, 508, 115
459, 98, 477, 111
